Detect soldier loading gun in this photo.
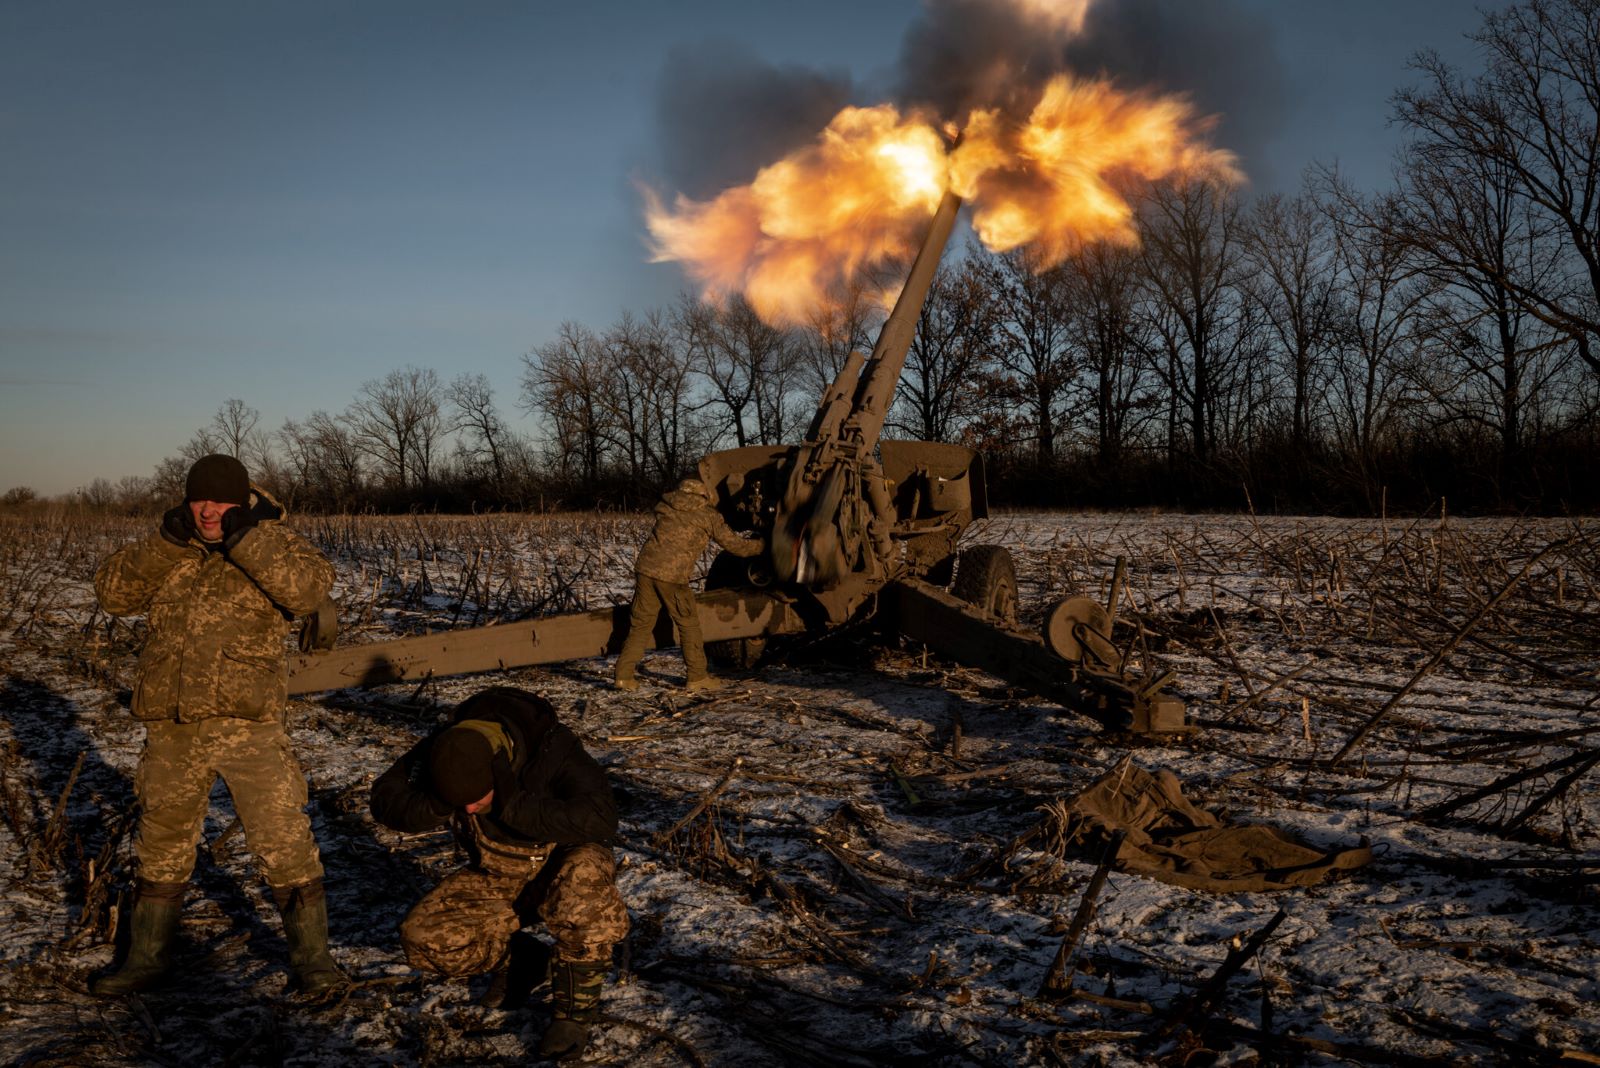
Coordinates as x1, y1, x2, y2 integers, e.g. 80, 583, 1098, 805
613, 477, 765, 692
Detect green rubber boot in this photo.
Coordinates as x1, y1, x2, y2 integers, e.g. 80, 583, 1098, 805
91, 880, 184, 997
538, 959, 606, 1061
273, 879, 346, 996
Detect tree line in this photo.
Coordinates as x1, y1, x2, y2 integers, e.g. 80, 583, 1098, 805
16, 0, 1599, 517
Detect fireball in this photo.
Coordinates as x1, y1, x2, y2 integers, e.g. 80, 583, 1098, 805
645, 2, 1240, 326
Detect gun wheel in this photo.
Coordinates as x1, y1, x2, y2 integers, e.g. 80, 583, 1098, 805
1043, 596, 1121, 670
706, 635, 767, 670
951, 544, 1017, 624
704, 549, 769, 669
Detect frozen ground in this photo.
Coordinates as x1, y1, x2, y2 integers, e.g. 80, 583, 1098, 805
0, 509, 1596, 1066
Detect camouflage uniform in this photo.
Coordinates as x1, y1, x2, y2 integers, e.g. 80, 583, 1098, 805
369, 688, 628, 977
400, 837, 624, 974
95, 486, 333, 887
615, 481, 763, 686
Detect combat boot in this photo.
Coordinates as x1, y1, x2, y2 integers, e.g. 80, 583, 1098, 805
685, 675, 724, 692
91, 879, 185, 997
481, 930, 552, 1009
272, 879, 346, 996
538, 958, 606, 1061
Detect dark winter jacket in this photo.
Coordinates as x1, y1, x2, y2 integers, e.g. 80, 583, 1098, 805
94, 486, 333, 723
634, 488, 762, 585
369, 687, 617, 851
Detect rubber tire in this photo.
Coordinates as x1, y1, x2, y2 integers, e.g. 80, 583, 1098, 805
703, 550, 768, 669
951, 544, 1018, 623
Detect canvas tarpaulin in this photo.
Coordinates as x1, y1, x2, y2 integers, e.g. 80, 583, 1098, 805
1039, 763, 1373, 892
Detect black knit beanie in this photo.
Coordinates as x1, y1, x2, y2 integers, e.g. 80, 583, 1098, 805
185, 454, 250, 505
428, 726, 495, 808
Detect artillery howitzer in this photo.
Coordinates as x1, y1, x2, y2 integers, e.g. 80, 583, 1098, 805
287, 191, 1186, 734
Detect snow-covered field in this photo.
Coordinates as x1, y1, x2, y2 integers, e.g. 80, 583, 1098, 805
1, 509, 1595, 1066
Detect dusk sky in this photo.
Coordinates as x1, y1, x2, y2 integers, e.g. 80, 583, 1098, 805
2, 0, 1489, 497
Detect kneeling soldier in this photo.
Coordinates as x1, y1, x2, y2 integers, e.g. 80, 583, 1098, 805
370, 686, 628, 1061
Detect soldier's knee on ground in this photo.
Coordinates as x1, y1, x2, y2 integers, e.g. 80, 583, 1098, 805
400, 911, 506, 977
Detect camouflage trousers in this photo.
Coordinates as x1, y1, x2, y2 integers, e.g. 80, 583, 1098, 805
615, 576, 706, 683
400, 841, 628, 975
134, 716, 323, 888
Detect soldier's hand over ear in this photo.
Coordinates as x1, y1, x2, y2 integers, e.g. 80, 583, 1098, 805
160, 505, 195, 547
220, 505, 257, 552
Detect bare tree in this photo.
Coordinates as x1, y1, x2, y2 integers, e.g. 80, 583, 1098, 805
1137, 177, 1252, 466
683, 294, 800, 448
77, 478, 118, 511
149, 454, 191, 502
114, 474, 158, 513
1388, 134, 1574, 477
280, 411, 366, 511
347, 367, 444, 491
890, 260, 997, 443
207, 398, 274, 473
313, 410, 367, 507
1244, 191, 1344, 455
976, 245, 1078, 466
522, 322, 617, 487
278, 418, 318, 505
1057, 240, 1161, 465
610, 310, 707, 485
447, 373, 514, 490
795, 276, 885, 400
1318, 177, 1436, 506
175, 427, 222, 466
1394, 0, 1600, 377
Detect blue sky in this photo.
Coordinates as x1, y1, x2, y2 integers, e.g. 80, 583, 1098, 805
1, 0, 1487, 496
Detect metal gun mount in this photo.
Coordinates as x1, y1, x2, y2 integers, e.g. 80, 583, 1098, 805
288, 190, 1188, 734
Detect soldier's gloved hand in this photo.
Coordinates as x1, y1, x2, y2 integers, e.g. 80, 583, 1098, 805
220, 505, 257, 552
159, 505, 195, 547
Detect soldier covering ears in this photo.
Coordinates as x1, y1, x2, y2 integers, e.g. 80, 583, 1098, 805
91, 453, 344, 997
369, 686, 628, 1062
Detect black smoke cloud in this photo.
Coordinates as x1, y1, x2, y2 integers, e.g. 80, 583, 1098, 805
1065, 0, 1291, 189
652, 39, 855, 201
895, 0, 1292, 188
653, 1, 1293, 196
892, 0, 1087, 120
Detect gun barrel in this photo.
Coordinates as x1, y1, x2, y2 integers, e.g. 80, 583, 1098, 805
804, 349, 866, 443
846, 189, 963, 448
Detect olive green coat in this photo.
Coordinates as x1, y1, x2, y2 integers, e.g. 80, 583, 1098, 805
95, 489, 334, 723
633, 488, 761, 584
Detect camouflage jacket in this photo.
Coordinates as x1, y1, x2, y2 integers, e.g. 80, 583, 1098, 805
370, 687, 617, 851
634, 488, 762, 585
94, 487, 334, 723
